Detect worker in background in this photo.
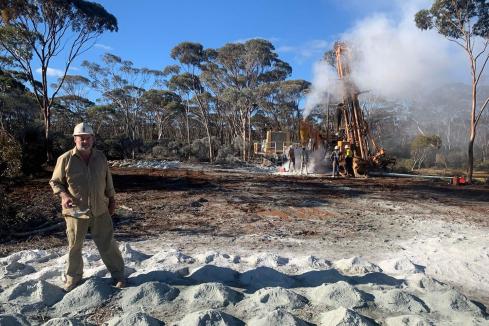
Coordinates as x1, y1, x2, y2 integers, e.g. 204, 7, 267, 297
307, 138, 313, 151
300, 146, 309, 175
330, 146, 340, 178
287, 144, 296, 172
50, 122, 125, 292
345, 144, 354, 177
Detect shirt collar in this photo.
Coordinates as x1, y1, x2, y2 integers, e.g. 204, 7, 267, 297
72, 147, 94, 159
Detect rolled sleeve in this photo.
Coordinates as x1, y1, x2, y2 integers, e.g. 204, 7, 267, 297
49, 156, 67, 195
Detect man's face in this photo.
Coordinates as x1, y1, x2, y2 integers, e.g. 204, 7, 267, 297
74, 134, 94, 152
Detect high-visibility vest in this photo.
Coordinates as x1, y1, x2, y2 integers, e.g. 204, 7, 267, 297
345, 148, 352, 158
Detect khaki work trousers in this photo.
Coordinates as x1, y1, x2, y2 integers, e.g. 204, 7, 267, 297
64, 212, 124, 283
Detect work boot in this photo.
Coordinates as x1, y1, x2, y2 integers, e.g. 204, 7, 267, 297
63, 278, 81, 292
114, 279, 126, 289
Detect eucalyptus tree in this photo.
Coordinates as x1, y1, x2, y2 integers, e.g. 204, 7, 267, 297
82, 53, 164, 158
204, 39, 292, 160
257, 79, 310, 138
415, 0, 489, 182
141, 89, 183, 140
0, 0, 117, 161
0, 68, 37, 133
50, 75, 93, 133
85, 104, 116, 137
169, 42, 215, 162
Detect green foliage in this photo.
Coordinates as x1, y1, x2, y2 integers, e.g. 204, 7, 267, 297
19, 126, 46, 175
96, 137, 126, 160
392, 158, 414, 173
410, 134, 442, 170
50, 131, 72, 158
0, 129, 22, 177
216, 145, 242, 164
415, 0, 489, 39
410, 134, 442, 151
151, 145, 168, 159
171, 42, 205, 67
191, 138, 210, 162
0, 0, 118, 161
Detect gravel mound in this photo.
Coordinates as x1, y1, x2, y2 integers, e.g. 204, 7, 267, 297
378, 257, 424, 275
106, 312, 164, 326
319, 307, 376, 326
288, 256, 332, 270
0, 313, 30, 326
0, 280, 64, 313
240, 287, 308, 311
54, 277, 115, 315
247, 309, 310, 326
119, 281, 179, 312
128, 269, 186, 286
405, 274, 450, 292
143, 249, 195, 267
1, 261, 35, 278
333, 257, 382, 275
42, 317, 91, 326
375, 289, 429, 314
0, 249, 53, 265
244, 253, 289, 267
384, 315, 433, 326
182, 282, 244, 310
425, 289, 484, 316
195, 251, 240, 265
295, 269, 346, 287
174, 309, 244, 326
239, 267, 296, 290
188, 265, 240, 285
309, 281, 370, 308
1, 279, 63, 305
28, 265, 64, 282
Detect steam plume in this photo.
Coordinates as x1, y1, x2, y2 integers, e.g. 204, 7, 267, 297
304, 3, 466, 118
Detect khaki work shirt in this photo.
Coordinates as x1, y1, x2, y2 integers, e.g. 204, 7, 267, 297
50, 147, 115, 218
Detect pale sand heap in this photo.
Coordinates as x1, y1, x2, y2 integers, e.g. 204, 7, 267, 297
0, 233, 488, 325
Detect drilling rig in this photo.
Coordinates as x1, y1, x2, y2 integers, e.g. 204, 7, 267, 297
328, 41, 395, 176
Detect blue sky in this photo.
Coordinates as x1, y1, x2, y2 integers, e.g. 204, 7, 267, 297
60, 0, 403, 83
44, 0, 474, 105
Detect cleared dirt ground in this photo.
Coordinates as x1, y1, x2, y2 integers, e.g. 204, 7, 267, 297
2, 167, 488, 257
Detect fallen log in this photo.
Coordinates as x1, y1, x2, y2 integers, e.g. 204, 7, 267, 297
12, 222, 64, 237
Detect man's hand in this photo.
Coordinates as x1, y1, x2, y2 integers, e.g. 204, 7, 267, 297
60, 192, 73, 209
108, 197, 116, 216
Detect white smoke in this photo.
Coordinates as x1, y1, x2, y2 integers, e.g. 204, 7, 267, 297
304, 2, 467, 116
303, 60, 340, 118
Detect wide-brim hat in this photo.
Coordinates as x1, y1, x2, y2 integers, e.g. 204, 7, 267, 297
73, 122, 94, 136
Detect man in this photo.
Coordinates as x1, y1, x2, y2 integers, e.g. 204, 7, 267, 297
344, 144, 354, 177
50, 122, 125, 292
300, 146, 309, 175
330, 145, 340, 178
287, 144, 295, 172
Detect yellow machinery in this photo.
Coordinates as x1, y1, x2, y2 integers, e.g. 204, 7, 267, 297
332, 41, 395, 175
253, 130, 291, 159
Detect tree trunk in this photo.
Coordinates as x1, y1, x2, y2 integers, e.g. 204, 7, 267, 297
468, 78, 477, 183
247, 109, 252, 161
242, 111, 247, 161
44, 105, 52, 163
185, 103, 191, 148
205, 124, 213, 163
468, 135, 475, 181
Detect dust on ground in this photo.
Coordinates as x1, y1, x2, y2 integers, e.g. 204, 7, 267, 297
2, 167, 488, 256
